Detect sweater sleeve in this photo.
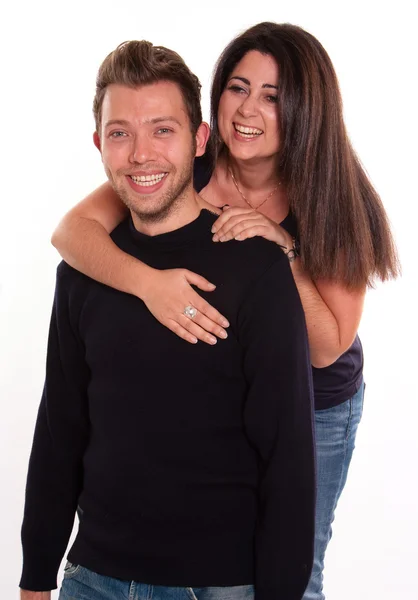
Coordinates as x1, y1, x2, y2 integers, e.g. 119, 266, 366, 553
238, 256, 315, 600
20, 265, 90, 591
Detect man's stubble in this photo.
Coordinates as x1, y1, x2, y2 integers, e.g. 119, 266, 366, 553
106, 150, 195, 225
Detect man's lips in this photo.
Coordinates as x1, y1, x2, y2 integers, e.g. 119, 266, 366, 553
126, 172, 168, 194
128, 172, 168, 187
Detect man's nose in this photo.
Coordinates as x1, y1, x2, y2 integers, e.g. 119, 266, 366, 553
129, 134, 158, 164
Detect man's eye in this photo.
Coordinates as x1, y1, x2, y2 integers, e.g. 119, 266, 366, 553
157, 128, 172, 134
110, 131, 127, 138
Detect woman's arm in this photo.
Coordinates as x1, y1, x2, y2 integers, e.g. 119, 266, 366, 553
52, 182, 229, 345
52, 182, 131, 280
211, 207, 365, 367
288, 259, 365, 368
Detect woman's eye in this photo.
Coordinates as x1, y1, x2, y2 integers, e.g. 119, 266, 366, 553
266, 95, 278, 104
228, 85, 247, 94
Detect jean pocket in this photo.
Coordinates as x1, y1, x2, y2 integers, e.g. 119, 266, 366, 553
63, 561, 81, 578
188, 585, 255, 600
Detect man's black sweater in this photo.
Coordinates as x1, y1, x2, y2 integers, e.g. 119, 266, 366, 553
20, 210, 315, 599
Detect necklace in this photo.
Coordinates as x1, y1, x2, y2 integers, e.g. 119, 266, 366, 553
228, 166, 281, 210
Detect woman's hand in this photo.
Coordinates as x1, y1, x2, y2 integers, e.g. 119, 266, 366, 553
140, 269, 230, 345
211, 207, 291, 247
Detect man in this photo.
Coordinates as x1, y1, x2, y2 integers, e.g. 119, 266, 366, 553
20, 41, 315, 600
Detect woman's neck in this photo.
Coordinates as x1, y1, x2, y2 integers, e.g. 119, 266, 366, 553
203, 154, 289, 223
227, 155, 279, 192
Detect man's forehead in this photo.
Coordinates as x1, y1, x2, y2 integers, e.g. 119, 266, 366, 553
102, 82, 187, 125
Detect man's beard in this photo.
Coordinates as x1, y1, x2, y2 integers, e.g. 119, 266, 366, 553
107, 158, 194, 225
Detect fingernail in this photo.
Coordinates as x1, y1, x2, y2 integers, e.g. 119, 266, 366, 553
220, 330, 228, 339
222, 319, 230, 327
212, 234, 219, 242
211, 226, 217, 233
209, 337, 217, 345
208, 283, 216, 290
191, 337, 198, 344
235, 235, 242, 241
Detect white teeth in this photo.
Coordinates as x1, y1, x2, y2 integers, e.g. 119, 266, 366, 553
234, 124, 263, 135
130, 173, 166, 185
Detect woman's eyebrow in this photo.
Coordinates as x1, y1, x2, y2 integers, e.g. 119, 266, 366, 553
228, 76, 250, 85
228, 76, 278, 90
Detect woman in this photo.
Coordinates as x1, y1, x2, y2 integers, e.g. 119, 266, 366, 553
52, 23, 399, 599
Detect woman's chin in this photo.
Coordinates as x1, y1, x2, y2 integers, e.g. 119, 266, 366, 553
226, 139, 275, 163
229, 148, 273, 164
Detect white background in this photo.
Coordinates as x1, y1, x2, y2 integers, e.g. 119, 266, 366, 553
1, 1, 417, 598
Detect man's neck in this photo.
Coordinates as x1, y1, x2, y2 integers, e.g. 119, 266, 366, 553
131, 189, 211, 237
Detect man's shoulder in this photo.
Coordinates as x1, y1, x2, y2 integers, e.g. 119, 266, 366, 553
110, 218, 131, 249
55, 261, 95, 307
238, 235, 286, 261
221, 235, 289, 279
56, 260, 89, 286
209, 236, 294, 313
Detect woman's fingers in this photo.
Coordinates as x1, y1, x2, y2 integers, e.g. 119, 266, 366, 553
174, 289, 229, 344
213, 212, 261, 240
177, 314, 219, 346
211, 207, 255, 234
234, 225, 270, 241
183, 271, 229, 329
183, 271, 217, 292
165, 307, 226, 346
188, 293, 229, 339
214, 216, 267, 242
168, 320, 199, 345
142, 268, 230, 345
219, 219, 265, 242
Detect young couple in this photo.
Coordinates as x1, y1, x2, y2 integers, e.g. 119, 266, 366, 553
20, 22, 398, 600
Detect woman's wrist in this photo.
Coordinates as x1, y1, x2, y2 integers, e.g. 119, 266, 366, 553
277, 230, 300, 262
130, 261, 158, 300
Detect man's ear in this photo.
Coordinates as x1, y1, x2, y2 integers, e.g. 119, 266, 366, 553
194, 122, 210, 158
93, 131, 101, 151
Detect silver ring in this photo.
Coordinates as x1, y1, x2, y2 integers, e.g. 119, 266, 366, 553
183, 305, 197, 319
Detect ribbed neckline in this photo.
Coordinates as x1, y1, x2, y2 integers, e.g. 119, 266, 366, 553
128, 209, 218, 249
128, 207, 297, 251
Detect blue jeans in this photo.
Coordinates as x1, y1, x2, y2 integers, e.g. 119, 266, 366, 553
59, 563, 254, 600
303, 382, 365, 600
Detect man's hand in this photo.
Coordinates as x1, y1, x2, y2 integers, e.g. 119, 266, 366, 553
20, 590, 51, 600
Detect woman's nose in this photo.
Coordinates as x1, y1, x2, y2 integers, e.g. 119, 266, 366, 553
237, 95, 258, 118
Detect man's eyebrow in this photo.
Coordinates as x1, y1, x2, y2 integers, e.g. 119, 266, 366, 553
148, 116, 182, 126
104, 119, 130, 128
104, 117, 183, 128
228, 76, 278, 90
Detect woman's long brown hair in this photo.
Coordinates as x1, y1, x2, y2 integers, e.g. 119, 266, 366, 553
209, 22, 400, 288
